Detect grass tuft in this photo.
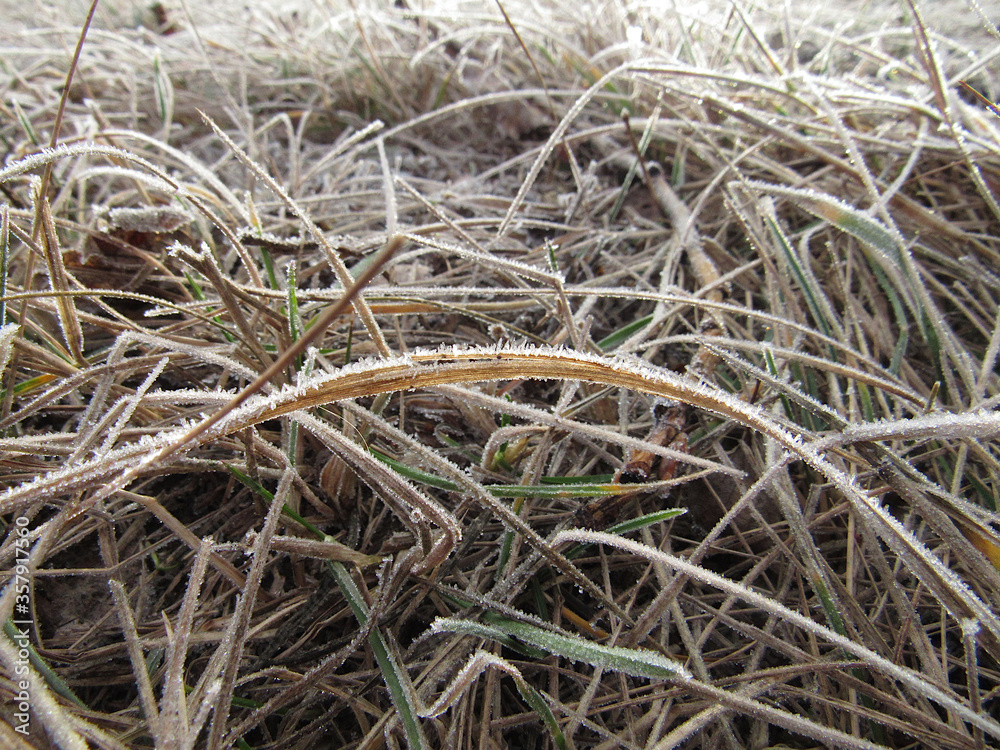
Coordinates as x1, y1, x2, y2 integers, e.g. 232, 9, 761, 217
0, 1, 999, 748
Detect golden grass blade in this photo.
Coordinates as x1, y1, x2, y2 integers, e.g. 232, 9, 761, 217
34, 192, 83, 365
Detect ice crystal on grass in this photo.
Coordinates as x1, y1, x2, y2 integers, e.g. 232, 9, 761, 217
838, 409, 1000, 444
0, 323, 19, 376
95, 358, 169, 456
555, 529, 1000, 742
431, 615, 692, 680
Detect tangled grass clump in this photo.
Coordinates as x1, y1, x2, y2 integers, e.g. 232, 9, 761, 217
1, 1, 1000, 748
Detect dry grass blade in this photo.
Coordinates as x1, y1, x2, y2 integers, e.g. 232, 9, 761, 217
159, 536, 215, 750
34, 192, 84, 365
203, 471, 295, 749
108, 578, 159, 735
555, 529, 1000, 742
0, 621, 89, 750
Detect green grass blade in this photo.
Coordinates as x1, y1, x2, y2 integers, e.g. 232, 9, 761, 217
761, 210, 834, 342
508, 673, 566, 750
597, 314, 653, 350
260, 246, 279, 290
4, 618, 86, 708
285, 262, 301, 347
565, 509, 687, 559
223, 463, 327, 538
370, 448, 641, 498
432, 615, 690, 680
329, 561, 428, 749
541, 474, 616, 485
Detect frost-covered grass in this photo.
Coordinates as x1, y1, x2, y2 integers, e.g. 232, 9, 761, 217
1, 1, 1000, 748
